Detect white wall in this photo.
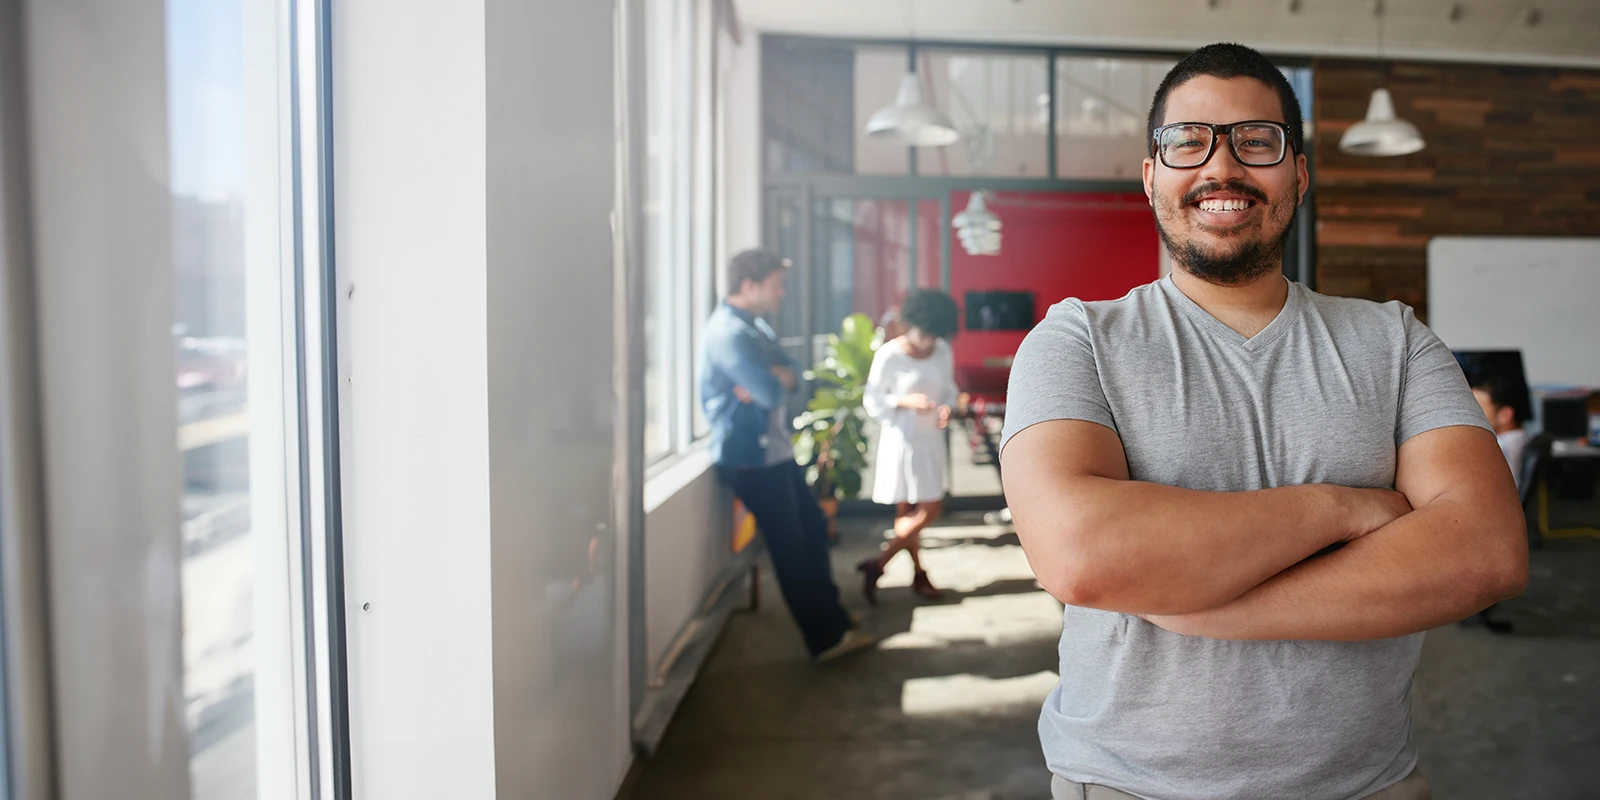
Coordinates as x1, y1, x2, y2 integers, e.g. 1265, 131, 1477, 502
644, 457, 734, 671
337, 1, 628, 798
483, 0, 629, 796
334, 1, 497, 797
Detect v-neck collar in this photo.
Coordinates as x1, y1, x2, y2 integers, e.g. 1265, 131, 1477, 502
1158, 274, 1302, 353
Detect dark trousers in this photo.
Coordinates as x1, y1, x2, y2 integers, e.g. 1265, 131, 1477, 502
720, 461, 852, 656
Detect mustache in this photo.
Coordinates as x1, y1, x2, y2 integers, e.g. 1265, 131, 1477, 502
1182, 180, 1268, 205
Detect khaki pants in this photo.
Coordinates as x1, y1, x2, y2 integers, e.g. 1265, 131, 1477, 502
1050, 768, 1430, 800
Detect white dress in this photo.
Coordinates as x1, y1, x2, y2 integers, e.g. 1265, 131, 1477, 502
864, 338, 958, 505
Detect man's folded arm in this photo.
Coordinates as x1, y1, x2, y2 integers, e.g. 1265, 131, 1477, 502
1002, 419, 1408, 615
1143, 424, 1528, 641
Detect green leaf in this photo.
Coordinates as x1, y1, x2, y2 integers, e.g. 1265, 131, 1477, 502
790, 311, 891, 498
808, 392, 842, 412
837, 469, 862, 499
792, 430, 815, 464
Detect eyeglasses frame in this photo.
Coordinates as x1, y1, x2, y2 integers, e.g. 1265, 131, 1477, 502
1149, 120, 1297, 169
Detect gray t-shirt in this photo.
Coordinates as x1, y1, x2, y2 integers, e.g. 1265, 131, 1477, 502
1000, 276, 1490, 800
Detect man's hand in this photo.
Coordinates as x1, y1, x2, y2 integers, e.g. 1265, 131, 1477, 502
1141, 487, 1414, 634
1343, 487, 1414, 542
770, 365, 797, 391
937, 405, 953, 429
1003, 419, 1403, 615
1141, 426, 1527, 641
732, 385, 754, 404
898, 393, 936, 413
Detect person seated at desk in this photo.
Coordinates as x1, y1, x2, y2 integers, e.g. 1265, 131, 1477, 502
1470, 371, 1532, 491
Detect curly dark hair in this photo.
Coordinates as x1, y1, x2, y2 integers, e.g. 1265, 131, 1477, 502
898, 289, 960, 340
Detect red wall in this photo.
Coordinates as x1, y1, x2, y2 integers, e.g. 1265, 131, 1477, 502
947, 191, 1159, 396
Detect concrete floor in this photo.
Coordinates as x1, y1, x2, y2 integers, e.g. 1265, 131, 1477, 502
623, 512, 1600, 800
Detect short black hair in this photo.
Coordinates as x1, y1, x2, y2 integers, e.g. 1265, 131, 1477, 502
899, 289, 959, 340
726, 249, 789, 294
1147, 43, 1304, 158
1468, 370, 1533, 424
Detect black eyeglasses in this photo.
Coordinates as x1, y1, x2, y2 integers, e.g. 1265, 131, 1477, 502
1151, 121, 1294, 169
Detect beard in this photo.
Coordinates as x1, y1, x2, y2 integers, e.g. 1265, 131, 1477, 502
1153, 178, 1298, 286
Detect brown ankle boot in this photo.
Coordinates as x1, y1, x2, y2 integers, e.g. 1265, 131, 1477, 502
856, 559, 885, 606
911, 569, 943, 601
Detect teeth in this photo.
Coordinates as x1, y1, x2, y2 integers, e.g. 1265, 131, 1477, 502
1198, 198, 1252, 212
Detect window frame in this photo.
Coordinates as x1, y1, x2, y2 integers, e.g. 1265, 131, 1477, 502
6, 0, 350, 797
646, 0, 722, 470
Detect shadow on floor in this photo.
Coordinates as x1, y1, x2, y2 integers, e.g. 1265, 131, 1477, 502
623, 513, 1600, 800
623, 510, 1057, 800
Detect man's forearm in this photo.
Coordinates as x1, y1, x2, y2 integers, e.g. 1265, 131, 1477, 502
1004, 420, 1405, 618
1143, 496, 1528, 641
1028, 479, 1390, 616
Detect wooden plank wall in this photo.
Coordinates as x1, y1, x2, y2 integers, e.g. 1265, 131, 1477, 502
1312, 58, 1600, 320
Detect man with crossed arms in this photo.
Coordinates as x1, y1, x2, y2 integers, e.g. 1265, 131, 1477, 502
1001, 43, 1526, 800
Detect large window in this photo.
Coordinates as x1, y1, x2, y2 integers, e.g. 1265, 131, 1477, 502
167, 3, 264, 795
645, 0, 719, 465
920, 51, 1051, 177
1055, 56, 1175, 180
763, 39, 1308, 184
10, 0, 343, 796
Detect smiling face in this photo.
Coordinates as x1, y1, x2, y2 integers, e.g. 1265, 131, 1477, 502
1143, 75, 1309, 286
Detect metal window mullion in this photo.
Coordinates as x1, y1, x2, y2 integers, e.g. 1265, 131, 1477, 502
906, 44, 917, 177
938, 193, 951, 290
0, 0, 56, 795
672, 0, 695, 453
1046, 51, 1058, 180
310, 0, 352, 795
286, 2, 329, 798
289, 0, 352, 797
273, 0, 319, 797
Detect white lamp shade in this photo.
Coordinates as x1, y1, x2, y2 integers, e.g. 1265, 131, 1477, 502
953, 192, 1002, 256
865, 73, 962, 148
1339, 88, 1425, 157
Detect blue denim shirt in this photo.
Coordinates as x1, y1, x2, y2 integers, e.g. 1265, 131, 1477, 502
699, 302, 801, 468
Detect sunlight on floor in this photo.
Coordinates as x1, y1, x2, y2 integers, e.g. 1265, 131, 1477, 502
880, 591, 1063, 650
901, 670, 1060, 716
875, 523, 1040, 593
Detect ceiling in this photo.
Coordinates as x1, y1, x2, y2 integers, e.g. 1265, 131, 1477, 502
735, 0, 1600, 68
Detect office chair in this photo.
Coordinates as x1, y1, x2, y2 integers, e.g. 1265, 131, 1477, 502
1469, 434, 1600, 634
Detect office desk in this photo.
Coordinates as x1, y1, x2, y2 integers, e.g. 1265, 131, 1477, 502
1542, 439, 1600, 537
1551, 440, 1600, 459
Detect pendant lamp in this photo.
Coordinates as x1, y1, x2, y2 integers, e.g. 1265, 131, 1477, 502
865, 71, 961, 148
1339, 88, 1425, 156
1338, 0, 1424, 157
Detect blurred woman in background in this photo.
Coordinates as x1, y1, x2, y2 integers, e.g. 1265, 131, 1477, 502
858, 289, 961, 604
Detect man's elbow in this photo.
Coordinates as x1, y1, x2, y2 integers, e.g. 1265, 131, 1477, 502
1471, 518, 1531, 604
1036, 564, 1108, 608
1484, 542, 1530, 603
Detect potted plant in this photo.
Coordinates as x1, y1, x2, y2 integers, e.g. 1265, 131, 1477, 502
793, 312, 880, 541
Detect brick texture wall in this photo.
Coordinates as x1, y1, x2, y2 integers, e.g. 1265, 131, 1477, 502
1312, 58, 1600, 320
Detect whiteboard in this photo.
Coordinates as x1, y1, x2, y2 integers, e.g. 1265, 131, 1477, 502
1427, 236, 1600, 387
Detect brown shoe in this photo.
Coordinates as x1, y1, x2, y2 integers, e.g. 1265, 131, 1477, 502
856, 558, 884, 606
912, 569, 943, 601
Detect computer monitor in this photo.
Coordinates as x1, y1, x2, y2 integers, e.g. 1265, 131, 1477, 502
1540, 395, 1591, 439
1453, 350, 1532, 425
965, 291, 1034, 332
